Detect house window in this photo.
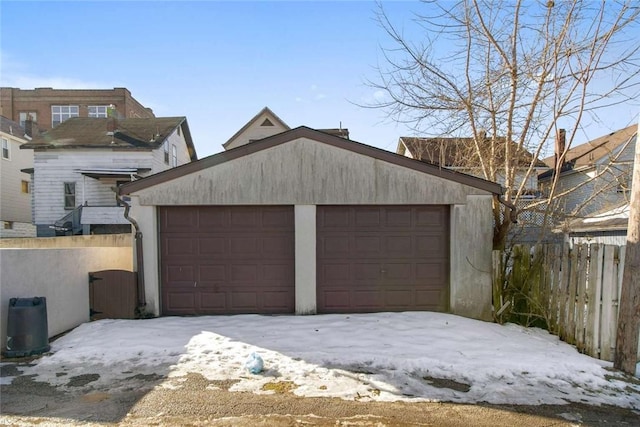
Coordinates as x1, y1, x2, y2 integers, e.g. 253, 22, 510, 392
51, 105, 79, 127
21, 180, 30, 193
19, 112, 38, 127
1, 138, 8, 159
64, 182, 76, 209
3, 221, 13, 230
88, 105, 109, 118
171, 144, 178, 167
177, 125, 181, 136
163, 140, 169, 164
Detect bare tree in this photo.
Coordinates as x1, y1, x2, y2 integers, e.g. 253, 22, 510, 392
370, 0, 640, 249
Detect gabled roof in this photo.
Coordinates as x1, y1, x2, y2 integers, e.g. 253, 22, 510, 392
0, 115, 26, 138
20, 117, 197, 160
120, 126, 503, 196
542, 125, 636, 169
222, 107, 290, 149
398, 136, 546, 168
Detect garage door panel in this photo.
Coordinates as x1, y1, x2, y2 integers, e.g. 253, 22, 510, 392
385, 235, 412, 253
416, 262, 447, 281
321, 235, 350, 255
319, 209, 350, 228
354, 236, 381, 253
231, 292, 258, 309
167, 265, 195, 281
263, 291, 294, 309
198, 209, 227, 228
163, 207, 198, 231
263, 263, 293, 281
416, 208, 447, 226
384, 263, 412, 279
165, 237, 196, 256
230, 209, 259, 228
164, 292, 196, 310
160, 206, 294, 315
385, 208, 412, 227
322, 291, 350, 308
354, 208, 381, 226
262, 236, 294, 257
199, 237, 226, 254
200, 292, 227, 310
229, 237, 259, 255
416, 234, 448, 255
384, 290, 413, 307
354, 263, 382, 280
322, 263, 350, 281
262, 208, 294, 227
230, 264, 258, 281
199, 265, 227, 282
318, 205, 449, 313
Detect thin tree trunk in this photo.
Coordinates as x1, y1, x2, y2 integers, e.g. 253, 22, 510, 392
614, 116, 640, 375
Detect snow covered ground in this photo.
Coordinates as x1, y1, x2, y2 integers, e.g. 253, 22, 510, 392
3, 312, 639, 410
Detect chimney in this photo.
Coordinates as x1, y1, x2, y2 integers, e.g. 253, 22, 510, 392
554, 129, 566, 169
24, 116, 39, 138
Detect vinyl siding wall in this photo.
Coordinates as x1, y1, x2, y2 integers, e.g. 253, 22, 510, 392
0, 132, 33, 224
32, 150, 155, 225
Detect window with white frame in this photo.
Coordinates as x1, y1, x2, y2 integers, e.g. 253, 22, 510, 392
163, 140, 169, 164
51, 105, 79, 127
1, 138, 9, 159
64, 182, 76, 209
171, 144, 178, 167
19, 112, 38, 127
88, 105, 109, 118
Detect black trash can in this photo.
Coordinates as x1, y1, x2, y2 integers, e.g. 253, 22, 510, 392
3, 297, 50, 358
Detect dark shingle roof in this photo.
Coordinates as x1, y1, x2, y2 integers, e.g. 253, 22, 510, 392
399, 136, 546, 168
0, 115, 26, 137
21, 117, 192, 153
542, 124, 636, 169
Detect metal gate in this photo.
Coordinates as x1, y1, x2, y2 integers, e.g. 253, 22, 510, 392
89, 270, 138, 320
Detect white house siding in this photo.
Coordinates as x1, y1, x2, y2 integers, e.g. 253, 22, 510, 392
1, 132, 33, 225
149, 127, 192, 173
32, 150, 155, 226
224, 114, 288, 150
129, 137, 496, 321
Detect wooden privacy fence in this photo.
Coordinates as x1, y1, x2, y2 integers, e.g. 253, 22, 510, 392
492, 243, 628, 362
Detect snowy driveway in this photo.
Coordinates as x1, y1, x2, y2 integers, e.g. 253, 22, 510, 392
3, 312, 639, 410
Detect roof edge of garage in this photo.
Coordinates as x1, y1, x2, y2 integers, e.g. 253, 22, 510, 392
119, 126, 504, 196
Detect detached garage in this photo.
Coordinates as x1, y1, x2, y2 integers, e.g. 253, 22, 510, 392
120, 127, 502, 321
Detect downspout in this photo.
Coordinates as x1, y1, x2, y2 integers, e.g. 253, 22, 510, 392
498, 195, 518, 224
115, 193, 146, 313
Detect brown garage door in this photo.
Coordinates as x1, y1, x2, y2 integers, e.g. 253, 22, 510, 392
159, 206, 294, 315
317, 205, 449, 313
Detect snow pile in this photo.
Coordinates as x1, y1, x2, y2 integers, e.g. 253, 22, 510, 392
9, 312, 640, 408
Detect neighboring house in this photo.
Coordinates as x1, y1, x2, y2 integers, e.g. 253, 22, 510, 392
0, 116, 36, 238
397, 135, 548, 196
539, 125, 636, 222
222, 106, 349, 150
0, 87, 154, 134
21, 116, 197, 237
120, 126, 503, 321
561, 202, 629, 247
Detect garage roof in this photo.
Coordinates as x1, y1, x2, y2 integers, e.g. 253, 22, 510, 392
119, 126, 503, 196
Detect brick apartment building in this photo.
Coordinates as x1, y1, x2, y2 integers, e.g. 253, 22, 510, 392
0, 87, 154, 133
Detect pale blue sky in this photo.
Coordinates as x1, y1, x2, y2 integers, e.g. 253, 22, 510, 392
1, 0, 638, 158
